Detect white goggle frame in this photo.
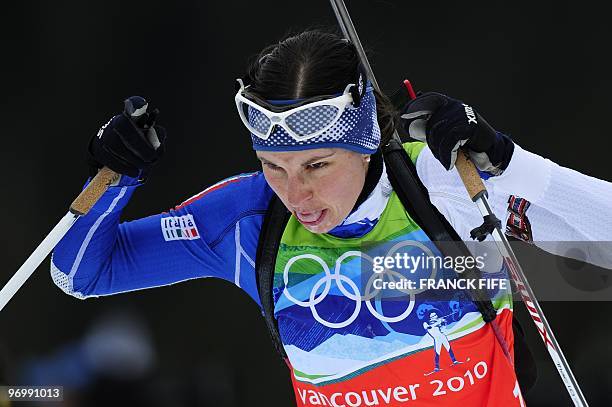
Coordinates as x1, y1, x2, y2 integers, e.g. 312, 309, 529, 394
234, 79, 356, 142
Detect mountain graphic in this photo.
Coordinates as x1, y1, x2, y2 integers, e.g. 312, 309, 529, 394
310, 332, 423, 361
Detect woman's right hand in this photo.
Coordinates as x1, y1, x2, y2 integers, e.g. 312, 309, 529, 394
87, 96, 166, 179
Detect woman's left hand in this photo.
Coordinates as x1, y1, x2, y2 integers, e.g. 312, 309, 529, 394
400, 92, 514, 176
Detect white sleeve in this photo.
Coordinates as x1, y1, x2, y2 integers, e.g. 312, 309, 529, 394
415, 144, 612, 269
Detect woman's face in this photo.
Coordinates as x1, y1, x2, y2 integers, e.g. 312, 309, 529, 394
257, 148, 370, 234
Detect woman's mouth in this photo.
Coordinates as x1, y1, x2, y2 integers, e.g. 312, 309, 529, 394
295, 209, 328, 227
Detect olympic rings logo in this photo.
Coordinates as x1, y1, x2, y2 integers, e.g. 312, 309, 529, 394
282, 241, 438, 329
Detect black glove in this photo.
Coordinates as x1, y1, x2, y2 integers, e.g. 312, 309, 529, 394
87, 96, 166, 179
400, 92, 514, 175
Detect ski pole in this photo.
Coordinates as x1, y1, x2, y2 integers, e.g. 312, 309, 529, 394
0, 98, 157, 312
455, 152, 588, 405
328, 0, 588, 405
0, 166, 119, 312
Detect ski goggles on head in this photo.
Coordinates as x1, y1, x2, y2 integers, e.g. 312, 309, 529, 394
234, 79, 362, 142
234, 76, 380, 154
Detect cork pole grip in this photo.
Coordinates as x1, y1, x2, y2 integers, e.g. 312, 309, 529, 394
69, 167, 121, 215
455, 150, 487, 201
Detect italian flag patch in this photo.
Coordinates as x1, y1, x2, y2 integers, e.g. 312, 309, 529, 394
161, 214, 200, 241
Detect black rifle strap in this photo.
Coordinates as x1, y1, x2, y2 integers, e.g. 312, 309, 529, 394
382, 139, 497, 322
255, 193, 290, 360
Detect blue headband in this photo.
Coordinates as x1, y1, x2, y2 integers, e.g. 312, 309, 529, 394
250, 86, 380, 154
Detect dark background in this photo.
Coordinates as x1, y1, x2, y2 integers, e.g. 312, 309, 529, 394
1, 0, 611, 405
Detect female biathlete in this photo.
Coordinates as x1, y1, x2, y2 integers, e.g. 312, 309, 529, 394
51, 30, 612, 406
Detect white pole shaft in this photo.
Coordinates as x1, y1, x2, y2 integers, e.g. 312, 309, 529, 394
0, 212, 79, 312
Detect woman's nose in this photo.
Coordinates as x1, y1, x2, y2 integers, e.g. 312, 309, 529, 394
286, 176, 312, 207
